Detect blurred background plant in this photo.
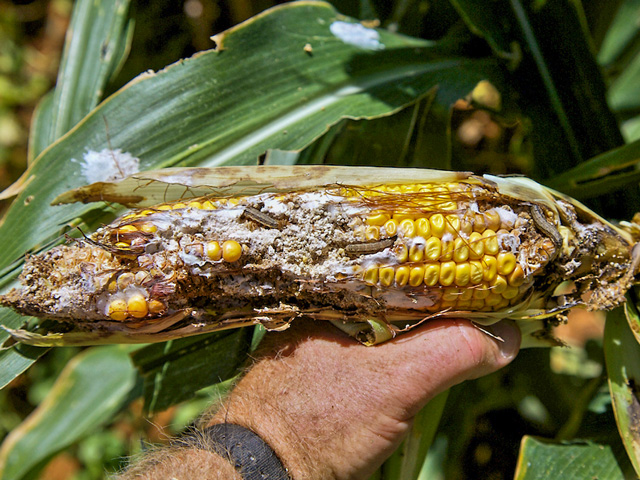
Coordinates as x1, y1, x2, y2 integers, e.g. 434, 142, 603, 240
0, 0, 640, 479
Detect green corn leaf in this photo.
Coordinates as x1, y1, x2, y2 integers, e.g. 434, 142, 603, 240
0, 346, 136, 480
514, 436, 631, 479
604, 303, 640, 477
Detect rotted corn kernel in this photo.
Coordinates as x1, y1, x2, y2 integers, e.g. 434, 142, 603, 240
399, 219, 416, 238
139, 223, 157, 234
222, 240, 242, 262
148, 300, 166, 315
108, 299, 128, 321
365, 226, 381, 241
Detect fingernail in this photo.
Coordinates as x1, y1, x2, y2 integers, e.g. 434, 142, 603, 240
484, 320, 521, 359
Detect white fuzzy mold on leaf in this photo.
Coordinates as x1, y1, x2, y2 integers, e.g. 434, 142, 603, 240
77, 149, 140, 184
329, 21, 385, 50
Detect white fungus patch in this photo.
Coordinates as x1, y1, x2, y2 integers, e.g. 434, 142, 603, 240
77, 149, 140, 184
329, 21, 385, 50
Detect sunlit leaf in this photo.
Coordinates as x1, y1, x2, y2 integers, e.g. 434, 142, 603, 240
514, 436, 630, 479
0, 346, 136, 480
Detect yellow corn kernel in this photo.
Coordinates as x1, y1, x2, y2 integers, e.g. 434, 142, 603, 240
456, 299, 472, 309
140, 223, 158, 234
441, 300, 457, 309
430, 214, 446, 237
445, 214, 461, 236
455, 262, 471, 287
472, 285, 490, 299
468, 232, 484, 259
440, 261, 456, 286
485, 292, 503, 307
364, 267, 379, 285
366, 212, 390, 226
383, 219, 398, 237
443, 287, 460, 302
497, 252, 517, 276
108, 299, 128, 321
502, 285, 520, 299
409, 244, 424, 262
115, 242, 130, 249
206, 241, 222, 261
399, 219, 416, 238
127, 294, 149, 318
172, 202, 187, 210
459, 288, 473, 301
508, 265, 525, 287
470, 299, 486, 310
409, 266, 425, 287
400, 184, 418, 193
483, 229, 499, 255
423, 263, 440, 286
202, 200, 217, 210
188, 201, 203, 209
469, 260, 484, 284
424, 237, 442, 261
157, 205, 172, 211
107, 280, 118, 294
395, 266, 410, 286
365, 225, 381, 241
474, 213, 487, 233
441, 239, 454, 261
393, 212, 415, 222
118, 225, 138, 233
379, 267, 395, 287
222, 240, 242, 262
148, 300, 166, 315
485, 210, 501, 231
482, 255, 498, 282
415, 217, 431, 238
453, 237, 470, 263
395, 244, 409, 263
490, 275, 508, 294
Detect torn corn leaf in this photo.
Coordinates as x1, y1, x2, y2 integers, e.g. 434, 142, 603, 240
1, 166, 636, 347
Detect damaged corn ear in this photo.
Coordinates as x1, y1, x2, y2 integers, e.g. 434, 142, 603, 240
1, 166, 637, 347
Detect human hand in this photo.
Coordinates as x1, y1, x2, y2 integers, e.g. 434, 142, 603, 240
205, 319, 520, 479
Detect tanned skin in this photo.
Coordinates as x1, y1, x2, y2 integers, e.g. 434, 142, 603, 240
116, 319, 520, 479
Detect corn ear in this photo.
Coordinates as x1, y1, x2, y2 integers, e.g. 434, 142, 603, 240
1, 166, 636, 346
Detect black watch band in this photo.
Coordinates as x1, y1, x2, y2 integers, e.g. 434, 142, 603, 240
176, 423, 291, 480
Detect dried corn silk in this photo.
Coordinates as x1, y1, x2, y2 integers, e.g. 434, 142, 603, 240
2, 167, 637, 346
